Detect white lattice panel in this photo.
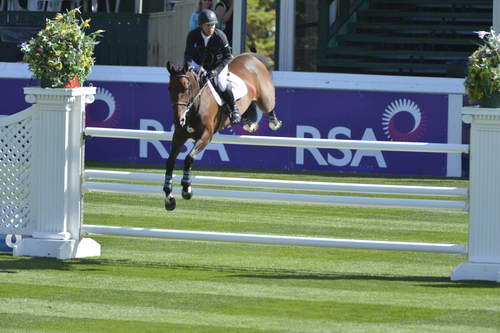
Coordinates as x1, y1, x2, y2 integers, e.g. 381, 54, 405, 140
0, 110, 34, 235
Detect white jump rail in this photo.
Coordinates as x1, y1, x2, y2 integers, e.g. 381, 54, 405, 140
84, 170, 468, 197
84, 127, 470, 153
82, 181, 467, 211
82, 225, 467, 254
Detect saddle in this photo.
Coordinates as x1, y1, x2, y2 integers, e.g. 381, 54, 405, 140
207, 72, 248, 106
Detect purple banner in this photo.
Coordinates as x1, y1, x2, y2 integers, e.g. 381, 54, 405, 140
2, 78, 449, 176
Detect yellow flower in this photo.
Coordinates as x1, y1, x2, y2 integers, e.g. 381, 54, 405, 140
20, 8, 103, 88
81, 19, 91, 29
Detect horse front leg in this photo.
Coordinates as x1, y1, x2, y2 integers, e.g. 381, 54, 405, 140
164, 131, 188, 211
181, 154, 194, 200
181, 130, 213, 200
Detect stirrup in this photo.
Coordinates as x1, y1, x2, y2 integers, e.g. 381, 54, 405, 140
230, 109, 241, 124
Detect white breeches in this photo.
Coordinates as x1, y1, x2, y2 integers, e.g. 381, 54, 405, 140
192, 61, 229, 92
214, 65, 229, 92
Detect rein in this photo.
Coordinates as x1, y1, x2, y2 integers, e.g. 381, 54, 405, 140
174, 72, 207, 131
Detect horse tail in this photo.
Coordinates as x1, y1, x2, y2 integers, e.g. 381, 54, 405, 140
250, 53, 274, 71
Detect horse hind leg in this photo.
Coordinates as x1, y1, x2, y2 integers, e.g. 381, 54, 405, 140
242, 102, 259, 133
256, 94, 282, 131
268, 109, 282, 131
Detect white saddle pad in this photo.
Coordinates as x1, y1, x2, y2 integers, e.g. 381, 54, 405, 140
208, 72, 248, 106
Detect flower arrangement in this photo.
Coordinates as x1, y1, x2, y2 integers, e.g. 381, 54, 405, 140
464, 28, 500, 104
21, 8, 104, 88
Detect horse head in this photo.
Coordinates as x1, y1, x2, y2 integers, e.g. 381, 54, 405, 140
166, 61, 200, 127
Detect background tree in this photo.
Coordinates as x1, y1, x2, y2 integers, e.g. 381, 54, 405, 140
247, 0, 276, 63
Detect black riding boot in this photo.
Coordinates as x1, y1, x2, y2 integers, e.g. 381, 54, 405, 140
220, 86, 241, 124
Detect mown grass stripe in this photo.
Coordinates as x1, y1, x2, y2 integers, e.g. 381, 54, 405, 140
1, 298, 498, 333
2, 314, 499, 333
100, 248, 463, 271
0, 297, 408, 332
0, 315, 254, 333
4, 281, 500, 330
2, 274, 499, 311
0, 283, 457, 324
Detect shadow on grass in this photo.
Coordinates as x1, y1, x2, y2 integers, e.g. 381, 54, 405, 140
232, 272, 448, 282
0, 253, 128, 273
1, 253, 495, 287
232, 272, 498, 287
418, 281, 500, 288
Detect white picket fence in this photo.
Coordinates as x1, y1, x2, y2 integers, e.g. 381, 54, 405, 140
1, 87, 500, 282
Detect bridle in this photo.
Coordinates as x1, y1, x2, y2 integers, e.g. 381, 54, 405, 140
172, 74, 194, 108
172, 72, 205, 130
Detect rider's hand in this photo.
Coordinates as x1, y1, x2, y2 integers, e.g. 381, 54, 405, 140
208, 70, 217, 79
199, 67, 211, 82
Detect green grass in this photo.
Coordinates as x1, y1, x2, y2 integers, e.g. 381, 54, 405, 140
2, 164, 499, 333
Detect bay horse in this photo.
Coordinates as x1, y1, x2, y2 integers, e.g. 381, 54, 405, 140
164, 53, 282, 211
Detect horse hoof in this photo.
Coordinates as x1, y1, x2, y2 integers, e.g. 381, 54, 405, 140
182, 186, 192, 200
269, 120, 282, 131
165, 196, 176, 211
243, 122, 259, 133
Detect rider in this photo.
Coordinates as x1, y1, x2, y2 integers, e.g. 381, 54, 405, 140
184, 9, 241, 124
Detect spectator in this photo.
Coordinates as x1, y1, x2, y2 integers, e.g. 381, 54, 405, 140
188, 0, 214, 32
214, 0, 233, 42
215, 0, 256, 52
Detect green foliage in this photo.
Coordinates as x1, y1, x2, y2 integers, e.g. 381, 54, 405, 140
247, 0, 275, 62
21, 8, 104, 88
464, 28, 500, 103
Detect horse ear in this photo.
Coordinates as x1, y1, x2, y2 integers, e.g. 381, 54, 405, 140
166, 61, 174, 75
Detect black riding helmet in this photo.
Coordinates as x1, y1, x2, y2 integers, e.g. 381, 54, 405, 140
198, 9, 218, 26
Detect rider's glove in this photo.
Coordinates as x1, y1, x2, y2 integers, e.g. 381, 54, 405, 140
208, 69, 217, 79
199, 67, 211, 82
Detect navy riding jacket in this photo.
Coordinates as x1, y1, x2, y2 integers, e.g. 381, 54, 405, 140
184, 27, 232, 74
